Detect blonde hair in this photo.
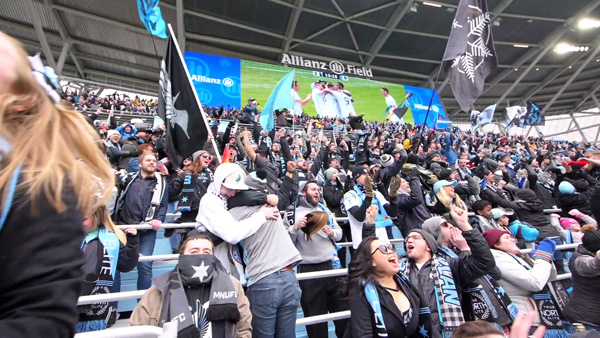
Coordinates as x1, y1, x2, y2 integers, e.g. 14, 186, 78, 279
436, 186, 465, 210
90, 205, 127, 245
0, 32, 114, 215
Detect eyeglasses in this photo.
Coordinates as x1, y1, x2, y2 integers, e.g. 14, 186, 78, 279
201, 154, 211, 159
371, 243, 396, 256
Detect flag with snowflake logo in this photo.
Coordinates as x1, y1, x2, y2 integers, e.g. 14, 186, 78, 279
443, 0, 497, 113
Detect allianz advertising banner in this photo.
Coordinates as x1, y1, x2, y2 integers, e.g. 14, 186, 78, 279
184, 51, 241, 108
184, 51, 448, 127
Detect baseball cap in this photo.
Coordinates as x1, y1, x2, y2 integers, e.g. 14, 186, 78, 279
222, 170, 249, 191
433, 180, 457, 194
491, 208, 513, 220
247, 98, 255, 101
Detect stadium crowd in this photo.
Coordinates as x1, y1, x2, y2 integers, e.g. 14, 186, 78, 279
2, 31, 600, 338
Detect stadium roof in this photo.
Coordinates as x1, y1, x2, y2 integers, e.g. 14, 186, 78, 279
2, 0, 600, 121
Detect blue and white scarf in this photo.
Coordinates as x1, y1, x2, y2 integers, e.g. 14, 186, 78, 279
353, 185, 393, 228
364, 274, 433, 338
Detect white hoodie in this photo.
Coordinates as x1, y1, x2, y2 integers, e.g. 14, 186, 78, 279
196, 163, 267, 278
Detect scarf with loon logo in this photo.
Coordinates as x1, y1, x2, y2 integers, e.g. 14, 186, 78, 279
160, 255, 239, 338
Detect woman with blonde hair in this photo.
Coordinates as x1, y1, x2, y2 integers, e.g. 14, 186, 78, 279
428, 180, 467, 216
78, 205, 139, 332
0, 32, 115, 338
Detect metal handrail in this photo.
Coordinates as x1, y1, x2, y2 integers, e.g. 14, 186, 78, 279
74, 322, 177, 338
78, 243, 578, 305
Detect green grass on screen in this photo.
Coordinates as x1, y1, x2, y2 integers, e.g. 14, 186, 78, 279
240, 60, 414, 123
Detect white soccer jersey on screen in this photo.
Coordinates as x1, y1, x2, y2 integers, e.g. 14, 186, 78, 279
311, 88, 326, 117
321, 92, 338, 118
332, 91, 354, 118
385, 95, 397, 108
292, 89, 302, 116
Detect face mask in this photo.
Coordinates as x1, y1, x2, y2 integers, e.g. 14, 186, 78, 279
178, 254, 215, 286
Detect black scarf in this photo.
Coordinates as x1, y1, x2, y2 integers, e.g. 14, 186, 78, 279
160, 255, 240, 338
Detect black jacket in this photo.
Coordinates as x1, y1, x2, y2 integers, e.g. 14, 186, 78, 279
0, 188, 85, 338
492, 191, 559, 240
346, 275, 430, 338
395, 177, 431, 237
323, 180, 348, 218
169, 170, 213, 222
406, 230, 496, 337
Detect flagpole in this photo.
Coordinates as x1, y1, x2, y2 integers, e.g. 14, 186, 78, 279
413, 66, 443, 152
166, 24, 222, 164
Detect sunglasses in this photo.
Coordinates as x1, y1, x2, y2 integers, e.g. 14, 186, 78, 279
201, 154, 211, 159
371, 243, 396, 256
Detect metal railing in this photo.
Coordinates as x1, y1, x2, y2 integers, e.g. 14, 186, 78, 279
74, 322, 177, 338
94, 208, 574, 329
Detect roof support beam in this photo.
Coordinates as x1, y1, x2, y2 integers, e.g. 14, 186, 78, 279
569, 113, 587, 142
541, 44, 600, 114
593, 95, 600, 109
24, 0, 56, 68
346, 23, 364, 64
493, 34, 594, 106
290, 21, 344, 50
364, 0, 414, 66
518, 52, 587, 103
573, 80, 600, 111
44, 0, 86, 78
483, 0, 600, 95
176, 0, 185, 51
56, 42, 71, 75
283, 0, 305, 52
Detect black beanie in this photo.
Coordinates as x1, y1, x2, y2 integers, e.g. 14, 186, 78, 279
437, 169, 453, 181
582, 225, 600, 253
407, 154, 420, 164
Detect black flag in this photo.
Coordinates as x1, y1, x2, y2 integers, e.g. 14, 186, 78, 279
393, 107, 409, 120
524, 101, 545, 126
443, 0, 497, 113
158, 35, 209, 168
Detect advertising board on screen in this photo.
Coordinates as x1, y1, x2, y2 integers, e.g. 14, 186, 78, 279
184, 51, 448, 127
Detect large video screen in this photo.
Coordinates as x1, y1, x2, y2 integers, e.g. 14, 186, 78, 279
184, 51, 448, 126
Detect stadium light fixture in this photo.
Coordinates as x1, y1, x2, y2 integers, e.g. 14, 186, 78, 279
423, 2, 442, 8
513, 44, 529, 48
555, 43, 589, 54
579, 18, 600, 30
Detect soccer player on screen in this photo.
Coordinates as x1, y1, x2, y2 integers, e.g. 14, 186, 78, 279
381, 87, 404, 125
292, 81, 311, 117
311, 82, 337, 118
332, 84, 355, 118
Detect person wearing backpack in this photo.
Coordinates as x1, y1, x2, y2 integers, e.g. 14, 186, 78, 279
113, 152, 169, 291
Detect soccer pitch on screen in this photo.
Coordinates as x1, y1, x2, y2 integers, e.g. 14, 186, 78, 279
240, 60, 414, 123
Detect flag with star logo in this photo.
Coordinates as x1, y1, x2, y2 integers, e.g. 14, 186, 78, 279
443, 0, 498, 113
158, 32, 210, 168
